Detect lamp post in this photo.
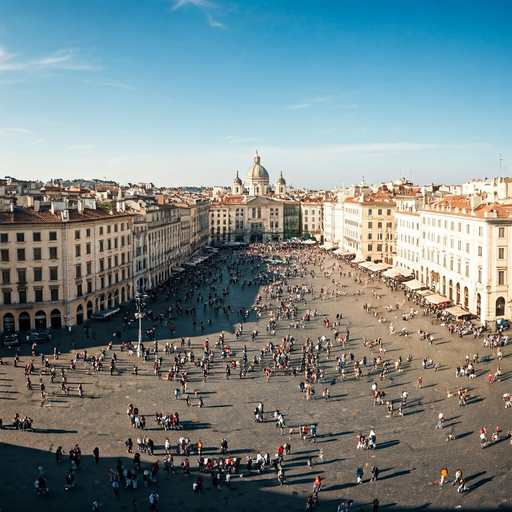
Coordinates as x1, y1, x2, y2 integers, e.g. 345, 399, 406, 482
135, 293, 147, 358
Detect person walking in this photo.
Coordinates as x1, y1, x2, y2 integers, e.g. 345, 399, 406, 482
435, 413, 444, 429
370, 465, 380, 481
93, 447, 100, 463
356, 467, 364, 484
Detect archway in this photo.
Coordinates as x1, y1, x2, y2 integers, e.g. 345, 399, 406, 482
107, 293, 113, 309
121, 287, 126, 304
448, 280, 453, 301
442, 276, 446, 296
425, 267, 429, 287
464, 287, 469, 309
456, 283, 461, 305
35, 310, 47, 329
3, 313, 15, 332
99, 294, 106, 310
496, 297, 506, 317
476, 294, 481, 318
19, 312, 31, 331
114, 289, 120, 306
86, 301, 93, 319
50, 309, 62, 329
76, 304, 84, 325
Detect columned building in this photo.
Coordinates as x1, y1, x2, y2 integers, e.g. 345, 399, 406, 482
210, 152, 298, 244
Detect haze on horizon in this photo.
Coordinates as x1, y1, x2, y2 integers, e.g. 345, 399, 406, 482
0, 1, 510, 189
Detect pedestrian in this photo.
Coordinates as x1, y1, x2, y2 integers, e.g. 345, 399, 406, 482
112, 480, 119, 496
92, 501, 100, 512
356, 467, 364, 484
372, 498, 379, 512
435, 412, 444, 429
417, 376, 423, 389
126, 438, 133, 453
93, 447, 100, 463
440, 467, 448, 485
370, 465, 379, 481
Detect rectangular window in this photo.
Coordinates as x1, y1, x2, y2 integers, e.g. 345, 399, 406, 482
1, 249, 8, 261
114, 224, 118, 233
387, 209, 391, 216
35, 289, 43, 302
107, 239, 112, 250
3, 290, 11, 304
86, 228, 91, 237
99, 259, 104, 272
49, 231, 57, 240
2, 270, 10, 284
368, 209, 372, 216
121, 236, 125, 247
16, 232, 25, 242
75, 245, 81, 257
49, 267, 58, 280
34, 268, 42, 281
499, 248, 505, 259
17, 270, 26, 284
478, 226, 483, 236
49, 247, 57, 259
107, 225, 111, 234
99, 241, 104, 252
76, 265, 82, 278
368, 244, 373, 251
33, 232, 41, 242
498, 270, 506, 285
33, 247, 41, 260
75, 230, 80, 239
87, 262, 92, 275
478, 268, 482, 283
368, 222, 372, 228
19, 289, 27, 303
87, 281, 92, 294
0, 233, 8, 243
99, 227, 104, 235
77, 283, 82, 297
50, 288, 59, 301
499, 227, 505, 238
477, 246, 483, 257
17, 248, 25, 261
100, 277, 105, 288
86, 243, 91, 255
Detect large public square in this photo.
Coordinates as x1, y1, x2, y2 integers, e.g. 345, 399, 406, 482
1, 244, 511, 512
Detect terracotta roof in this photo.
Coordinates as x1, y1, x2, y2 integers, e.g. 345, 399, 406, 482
0, 207, 135, 225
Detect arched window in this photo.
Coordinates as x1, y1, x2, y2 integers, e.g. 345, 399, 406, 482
496, 297, 506, 317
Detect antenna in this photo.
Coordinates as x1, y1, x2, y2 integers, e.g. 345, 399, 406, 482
500, 153, 504, 177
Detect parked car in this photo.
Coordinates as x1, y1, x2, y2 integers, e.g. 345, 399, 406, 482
2, 333, 20, 348
25, 329, 52, 343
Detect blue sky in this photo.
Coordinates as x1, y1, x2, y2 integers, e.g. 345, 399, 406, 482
0, 0, 510, 189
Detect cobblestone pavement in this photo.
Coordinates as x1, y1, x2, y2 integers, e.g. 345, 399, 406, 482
1, 247, 511, 512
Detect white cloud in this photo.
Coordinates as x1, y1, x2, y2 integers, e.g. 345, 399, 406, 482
29, 139, 43, 145
85, 79, 135, 90
288, 104, 310, 110
67, 144, 95, 150
170, 0, 227, 28
171, 0, 215, 12
0, 128, 33, 135
0, 47, 98, 73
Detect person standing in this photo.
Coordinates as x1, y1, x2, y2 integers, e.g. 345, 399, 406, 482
417, 376, 423, 389
370, 466, 380, 481
440, 467, 448, 485
93, 447, 100, 463
357, 467, 364, 484
435, 413, 444, 429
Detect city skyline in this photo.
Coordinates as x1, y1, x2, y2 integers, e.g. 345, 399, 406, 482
0, 0, 510, 188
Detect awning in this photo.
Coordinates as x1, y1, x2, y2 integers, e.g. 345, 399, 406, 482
183, 261, 197, 267
382, 268, 404, 278
302, 239, 317, 245
404, 279, 426, 291
417, 289, 434, 296
172, 267, 185, 272
425, 294, 451, 306
320, 242, 335, 250
369, 262, 391, 272
358, 261, 374, 270
445, 306, 472, 318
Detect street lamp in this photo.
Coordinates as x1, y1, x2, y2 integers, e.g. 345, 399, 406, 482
135, 293, 147, 357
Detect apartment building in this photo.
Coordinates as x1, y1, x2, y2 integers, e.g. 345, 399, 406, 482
0, 201, 135, 331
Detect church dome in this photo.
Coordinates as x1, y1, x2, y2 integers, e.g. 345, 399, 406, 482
233, 171, 242, 185
276, 171, 286, 185
245, 151, 269, 182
